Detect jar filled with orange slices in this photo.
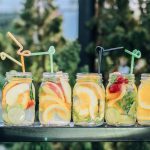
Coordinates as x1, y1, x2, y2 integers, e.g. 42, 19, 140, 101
105, 72, 137, 126
137, 74, 150, 125
73, 73, 105, 126
2, 72, 35, 125
39, 72, 71, 126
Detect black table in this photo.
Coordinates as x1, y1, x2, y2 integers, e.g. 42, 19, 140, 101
0, 122, 149, 141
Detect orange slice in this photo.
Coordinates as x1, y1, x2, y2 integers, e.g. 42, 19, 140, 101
40, 95, 66, 111
60, 78, 71, 103
106, 84, 126, 106
42, 104, 70, 123
137, 105, 150, 121
17, 91, 30, 109
43, 82, 65, 102
138, 83, 150, 109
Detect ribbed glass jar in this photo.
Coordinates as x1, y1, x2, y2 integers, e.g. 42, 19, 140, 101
39, 72, 71, 126
105, 72, 137, 126
2, 72, 35, 125
137, 74, 150, 125
73, 73, 105, 126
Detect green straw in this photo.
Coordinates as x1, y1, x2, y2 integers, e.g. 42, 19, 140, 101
30, 46, 55, 73
125, 49, 141, 74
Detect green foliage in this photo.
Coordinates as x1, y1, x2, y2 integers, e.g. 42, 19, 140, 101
0, 0, 81, 85
87, 0, 150, 73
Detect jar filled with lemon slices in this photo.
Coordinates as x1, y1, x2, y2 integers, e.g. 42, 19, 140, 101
73, 73, 105, 126
137, 74, 150, 125
105, 72, 137, 126
2, 72, 35, 125
39, 72, 71, 126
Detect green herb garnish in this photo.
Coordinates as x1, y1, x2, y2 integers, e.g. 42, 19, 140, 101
117, 91, 136, 115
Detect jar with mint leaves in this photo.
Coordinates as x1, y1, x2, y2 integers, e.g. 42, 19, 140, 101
105, 72, 137, 126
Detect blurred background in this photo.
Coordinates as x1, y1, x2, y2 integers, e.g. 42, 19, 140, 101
0, 0, 150, 149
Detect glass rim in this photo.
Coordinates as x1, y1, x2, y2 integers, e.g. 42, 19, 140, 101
6, 71, 32, 77
141, 73, 150, 78
109, 73, 134, 76
77, 73, 102, 76
43, 72, 69, 78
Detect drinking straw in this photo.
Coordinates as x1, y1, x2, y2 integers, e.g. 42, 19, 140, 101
96, 46, 104, 74
125, 49, 141, 74
0, 52, 22, 66
7, 32, 31, 72
96, 46, 124, 73
29, 46, 55, 73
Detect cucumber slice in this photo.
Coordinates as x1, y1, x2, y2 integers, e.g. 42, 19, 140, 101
8, 107, 25, 125
105, 107, 120, 125
119, 115, 135, 124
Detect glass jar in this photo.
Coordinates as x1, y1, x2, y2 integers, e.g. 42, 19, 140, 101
73, 73, 105, 126
105, 72, 137, 126
2, 72, 35, 125
39, 72, 71, 126
137, 74, 150, 125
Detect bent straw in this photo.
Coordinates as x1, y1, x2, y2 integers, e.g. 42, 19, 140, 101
96, 46, 104, 74
96, 46, 124, 73
29, 46, 55, 73
7, 32, 31, 72
0, 52, 22, 66
125, 49, 141, 74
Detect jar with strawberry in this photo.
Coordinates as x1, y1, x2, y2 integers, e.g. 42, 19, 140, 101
39, 72, 71, 126
73, 73, 105, 126
2, 72, 35, 125
105, 72, 137, 126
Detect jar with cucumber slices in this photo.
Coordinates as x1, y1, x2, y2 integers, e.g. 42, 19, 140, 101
105, 72, 137, 126
2, 72, 35, 125
39, 72, 71, 126
73, 73, 105, 126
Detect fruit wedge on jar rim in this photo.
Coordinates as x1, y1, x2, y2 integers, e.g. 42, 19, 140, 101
2, 72, 35, 125
105, 72, 137, 126
39, 72, 71, 126
73, 73, 105, 126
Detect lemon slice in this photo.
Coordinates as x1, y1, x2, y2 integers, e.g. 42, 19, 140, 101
6, 83, 29, 106
8, 107, 25, 125
74, 86, 98, 119
105, 107, 120, 125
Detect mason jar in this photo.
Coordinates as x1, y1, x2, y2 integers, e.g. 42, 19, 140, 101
39, 72, 71, 126
137, 74, 150, 125
105, 72, 137, 126
2, 72, 35, 125
73, 73, 105, 126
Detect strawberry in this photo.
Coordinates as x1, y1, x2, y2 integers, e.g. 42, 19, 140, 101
124, 78, 128, 84
115, 75, 125, 84
115, 75, 128, 84
109, 83, 122, 93
27, 100, 35, 109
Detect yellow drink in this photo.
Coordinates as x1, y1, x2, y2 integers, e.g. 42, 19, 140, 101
105, 72, 137, 126
137, 74, 150, 125
39, 72, 71, 126
2, 72, 35, 125
73, 73, 105, 126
